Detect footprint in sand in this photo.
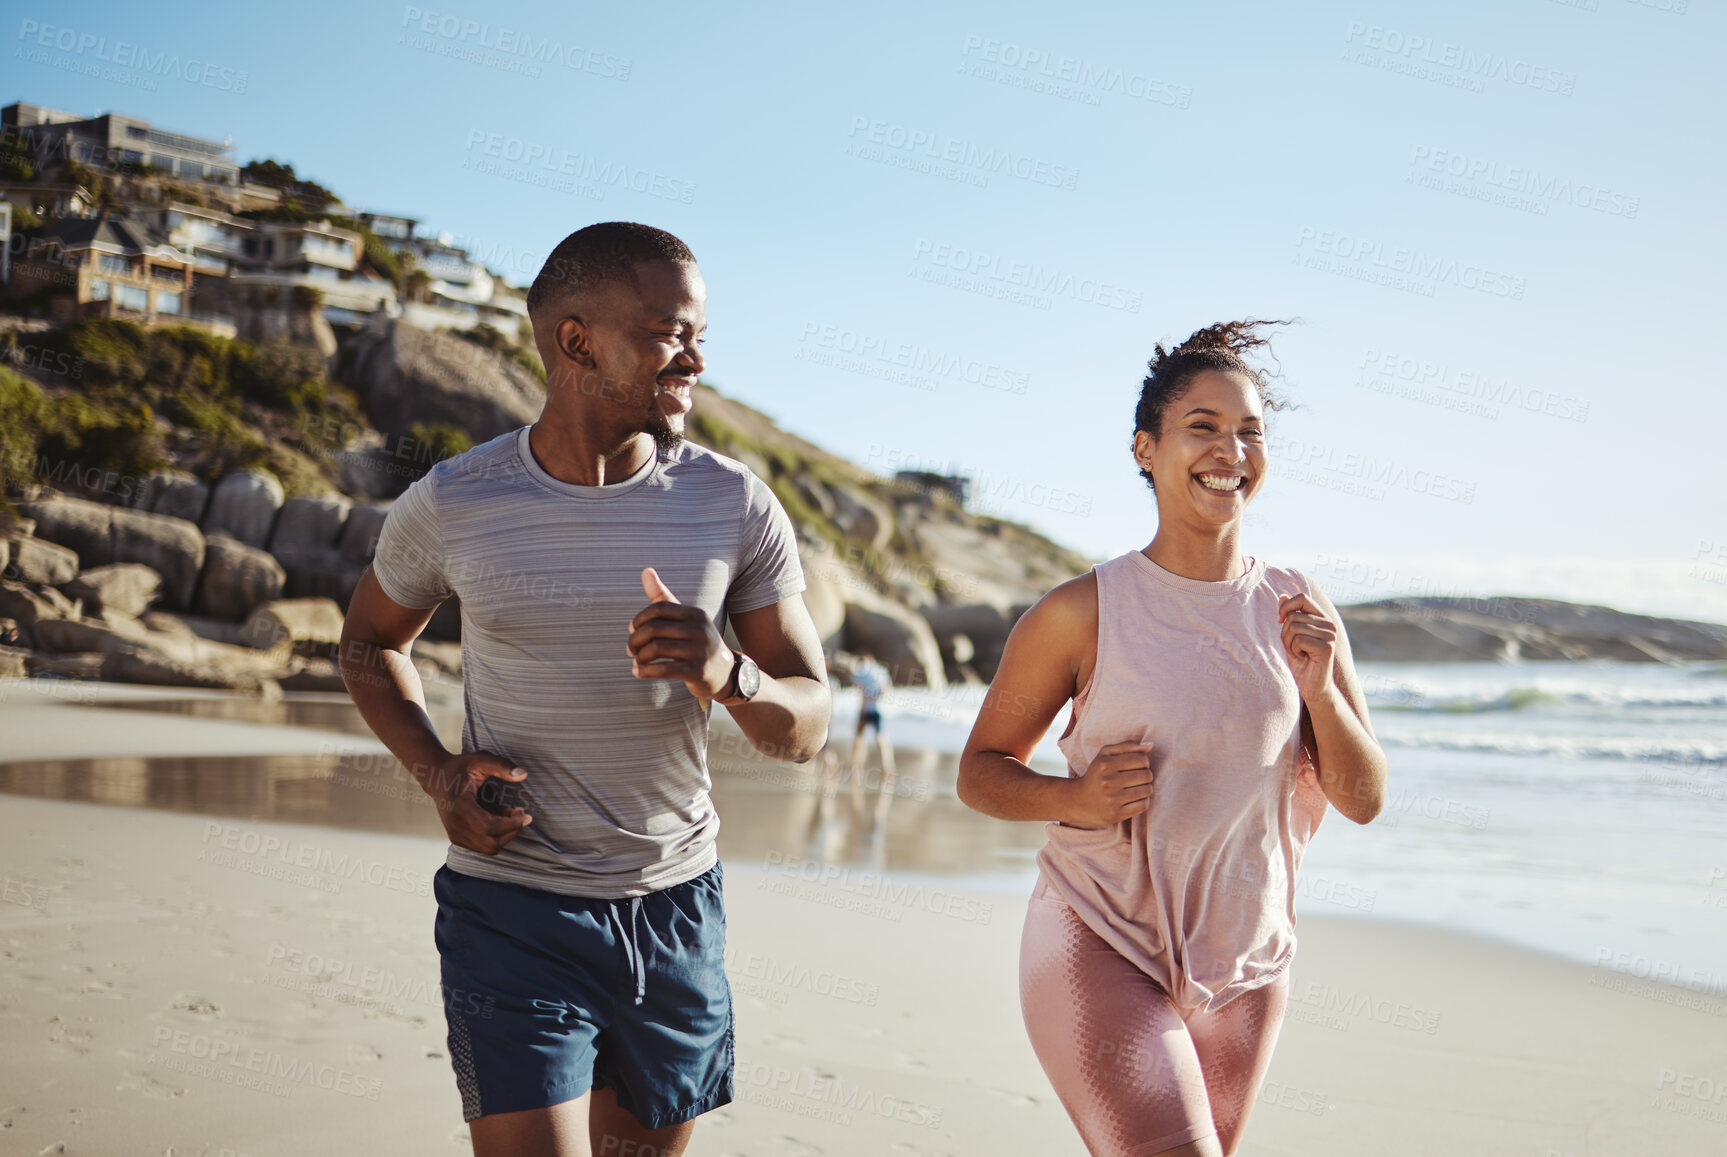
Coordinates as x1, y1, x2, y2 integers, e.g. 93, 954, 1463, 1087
46, 1022, 92, 1056
775, 1136, 823, 1157
117, 1070, 186, 1100
759, 1034, 804, 1050
984, 1087, 1039, 1107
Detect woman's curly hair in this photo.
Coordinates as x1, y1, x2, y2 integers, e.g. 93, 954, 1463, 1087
1133, 318, 1295, 490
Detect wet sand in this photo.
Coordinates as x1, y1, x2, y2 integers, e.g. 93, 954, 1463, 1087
4, 679, 1727, 1155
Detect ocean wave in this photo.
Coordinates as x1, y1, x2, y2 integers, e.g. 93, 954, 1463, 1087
1380, 731, 1727, 767
1367, 684, 1727, 713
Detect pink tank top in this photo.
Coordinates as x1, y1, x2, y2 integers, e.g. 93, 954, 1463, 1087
1037, 550, 1329, 1012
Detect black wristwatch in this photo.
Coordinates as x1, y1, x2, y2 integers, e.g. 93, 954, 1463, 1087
717, 649, 760, 706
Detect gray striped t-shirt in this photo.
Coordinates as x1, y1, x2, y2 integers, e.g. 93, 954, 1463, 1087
370, 425, 806, 898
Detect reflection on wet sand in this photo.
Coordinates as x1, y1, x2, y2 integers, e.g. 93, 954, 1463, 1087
91, 692, 467, 749
0, 695, 1053, 878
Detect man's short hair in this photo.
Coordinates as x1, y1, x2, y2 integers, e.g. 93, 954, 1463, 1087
526, 222, 696, 318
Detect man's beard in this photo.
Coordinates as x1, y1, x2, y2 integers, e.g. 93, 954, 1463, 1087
646, 411, 683, 452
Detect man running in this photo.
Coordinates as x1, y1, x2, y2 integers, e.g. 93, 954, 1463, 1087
845, 651, 898, 823
339, 221, 831, 1157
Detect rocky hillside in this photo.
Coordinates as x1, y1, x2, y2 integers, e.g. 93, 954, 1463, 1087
0, 315, 1094, 693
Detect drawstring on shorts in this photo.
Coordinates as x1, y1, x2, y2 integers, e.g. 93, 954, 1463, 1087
609, 896, 647, 1006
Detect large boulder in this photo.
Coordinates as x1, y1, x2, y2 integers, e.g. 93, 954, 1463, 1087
26, 652, 106, 680
341, 320, 545, 444
337, 502, 391, 564
62, 563, 162, 618
239, 597, 345, 657
99, 641, 283, 697
795, 545, 847, 647
841, 598, 946, 690
33, 614, 290, 673
194, 534, 286, 621
6, 536, 79, 586
0, 582, 80, 641
828, 483, 893, 552
203, 470, 284, 548
280, 555, 366, 604
130, 470, 211, 524
269, 495, 360, 603
920, 603, 1014, 682
18, 496, 205, 610
269, 495, 352, 555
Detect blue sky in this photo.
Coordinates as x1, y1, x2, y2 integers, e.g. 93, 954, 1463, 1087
15, 0, 1726, 618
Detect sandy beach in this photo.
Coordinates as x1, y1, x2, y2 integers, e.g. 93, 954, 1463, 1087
4, 679, 1726, 1156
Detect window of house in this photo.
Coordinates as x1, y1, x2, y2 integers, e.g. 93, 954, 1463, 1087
155, 291, 182, 315
114, 285, 149, 312
100, 254, 130, 274
89, 279, 110, 301
151, 264, 182, 282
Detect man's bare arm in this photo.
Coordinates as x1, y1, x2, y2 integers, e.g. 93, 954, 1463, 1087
725, 594, 831, 765
340, 567, 533, 854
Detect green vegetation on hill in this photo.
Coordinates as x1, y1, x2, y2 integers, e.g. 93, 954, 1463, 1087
237, 159, 339, 221
2, 319, 374, 506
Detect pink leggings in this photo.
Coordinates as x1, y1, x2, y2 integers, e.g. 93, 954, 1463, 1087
1019, 888, 1289, 1156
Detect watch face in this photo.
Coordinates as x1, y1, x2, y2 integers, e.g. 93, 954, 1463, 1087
737, 655, 761, 699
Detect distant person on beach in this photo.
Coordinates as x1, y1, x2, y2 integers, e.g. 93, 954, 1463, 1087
339, 222, 830, 1157
956, 321, 1387, 1157
846, 651, 897, 820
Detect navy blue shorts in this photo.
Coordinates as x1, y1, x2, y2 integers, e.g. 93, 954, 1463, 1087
860, 707, 883, 732
434, 862, 734, 1128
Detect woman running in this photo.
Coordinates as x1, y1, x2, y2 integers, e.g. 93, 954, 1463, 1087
956, 320, 1387, 1157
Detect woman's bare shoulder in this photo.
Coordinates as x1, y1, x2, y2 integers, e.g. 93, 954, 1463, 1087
1018, 570, 1098, 634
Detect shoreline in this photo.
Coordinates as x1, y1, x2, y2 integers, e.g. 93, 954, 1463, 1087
6, 678, 1727, 1152
4, 792, 1726, 1154
3, 676, 1724, 987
